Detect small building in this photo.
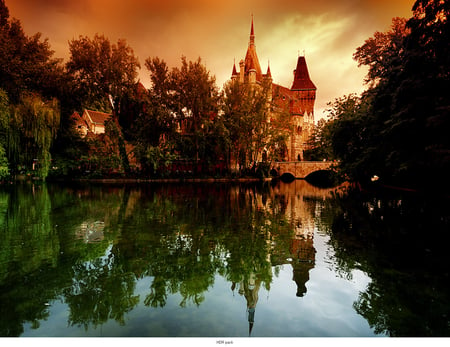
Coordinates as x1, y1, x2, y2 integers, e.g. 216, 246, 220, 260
71, 109, 112, 137
81, 109, 111, 135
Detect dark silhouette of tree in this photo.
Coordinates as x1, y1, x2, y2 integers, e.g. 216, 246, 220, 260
0, 1, 63, 103
316, 0, 450, 190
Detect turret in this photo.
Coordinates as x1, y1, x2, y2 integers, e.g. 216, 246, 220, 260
231, 60, 238, 80
239, 59, 245, 83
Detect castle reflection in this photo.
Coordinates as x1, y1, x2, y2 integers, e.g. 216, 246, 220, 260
232, 180, 336, 334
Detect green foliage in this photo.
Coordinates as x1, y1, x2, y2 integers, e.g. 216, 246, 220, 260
9, 93, 60, 179
143, 144, 177, 174
0, 89, 8, 146
304, 118, 334, 161
136, 56, 222, 174
222, 79, 290, 171
66, 34, 140, 111
0, 144, 9, 180
171, 56, 220, 163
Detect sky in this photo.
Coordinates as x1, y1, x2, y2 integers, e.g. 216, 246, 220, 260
7, 0, 415, 121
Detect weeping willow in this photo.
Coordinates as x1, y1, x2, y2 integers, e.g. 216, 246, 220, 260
9, 93, 60, 179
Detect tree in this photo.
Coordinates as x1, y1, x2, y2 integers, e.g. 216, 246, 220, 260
326, 93, 375, 183
130, 57, 178, 175
387, 0, 450, 188
66, 34, 140, 112
353, 17, 410, 86
9, 93, 60, 179
171, 57, 220, 164
222, 79, 290, 173
136, 56, 220, 175
321, 0, 450, 189
0, 1, 63, 103
304, 118, 334, 161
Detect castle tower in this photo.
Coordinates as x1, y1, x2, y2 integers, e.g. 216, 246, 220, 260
230, 18, 317, 163
230, 17, 264, 85
291, 56, 316, 116
290, 56, 316, 161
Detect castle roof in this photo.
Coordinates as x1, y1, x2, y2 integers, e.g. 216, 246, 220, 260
266, 64, 272, 78
291, 56, 316, 91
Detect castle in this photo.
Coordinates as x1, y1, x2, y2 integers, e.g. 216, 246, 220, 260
231, 18, 316, 161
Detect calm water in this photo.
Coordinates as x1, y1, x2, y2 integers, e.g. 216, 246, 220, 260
0, 180, 448, 337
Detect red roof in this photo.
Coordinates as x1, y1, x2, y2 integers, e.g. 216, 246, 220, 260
232, 62, 237, 76
84, 110, 111, 125
266, 64, 272, 78
291, 56, 316, 91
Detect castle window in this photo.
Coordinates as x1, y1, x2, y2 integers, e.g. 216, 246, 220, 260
297, 126, 302, 134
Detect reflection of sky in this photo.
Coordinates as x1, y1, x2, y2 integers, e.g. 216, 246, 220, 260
22, 226, 380, 338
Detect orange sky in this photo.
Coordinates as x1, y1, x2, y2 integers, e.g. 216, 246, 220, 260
7, 0, 414, 121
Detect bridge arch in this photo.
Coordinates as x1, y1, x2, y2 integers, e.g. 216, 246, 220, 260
274, 161, 334, 179
279, 172, 296, 182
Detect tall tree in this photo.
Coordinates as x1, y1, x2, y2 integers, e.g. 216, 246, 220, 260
0, 0, 63, 103
222, 79, 290, 172
320, 0, 450, 189
171, 57, 220, 164
353, 17, 410, 86
66, 34, 140, 112
358, 0, 450, 188
131, 57, 178, 174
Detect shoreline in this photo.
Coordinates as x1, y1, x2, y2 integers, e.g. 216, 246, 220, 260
48, 177, 276, 184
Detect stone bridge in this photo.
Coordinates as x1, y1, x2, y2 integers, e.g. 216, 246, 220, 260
273, 161, 334, 179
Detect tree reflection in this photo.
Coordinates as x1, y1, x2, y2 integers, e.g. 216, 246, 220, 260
316, 188, 450, 336
64, 246, 139, 329
0, 184, 62, 336
0, 181, 325, 336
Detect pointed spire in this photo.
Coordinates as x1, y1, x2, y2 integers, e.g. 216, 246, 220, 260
291, 56, 316, 91
249, 14, 255, 46
266, 61, 271, 78
244, 15, 262, 81
232, 59, 237, 76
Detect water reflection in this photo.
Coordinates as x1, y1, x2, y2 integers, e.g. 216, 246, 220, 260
0, 181, 448, 337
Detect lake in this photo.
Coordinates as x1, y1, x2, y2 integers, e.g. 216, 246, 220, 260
0, 180, 448, 337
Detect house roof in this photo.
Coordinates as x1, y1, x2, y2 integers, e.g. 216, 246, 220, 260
70, 111, 88, 126
84, 110, 111, 125
291, 56, 316, 91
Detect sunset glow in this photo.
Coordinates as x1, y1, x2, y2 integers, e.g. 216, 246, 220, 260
8, 0, 414, 120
